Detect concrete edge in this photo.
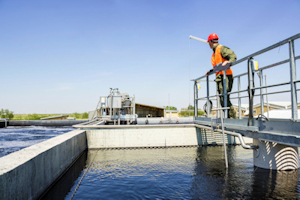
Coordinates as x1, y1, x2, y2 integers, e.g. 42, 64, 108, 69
75, 123, 198, 129
0, 129, 87, 200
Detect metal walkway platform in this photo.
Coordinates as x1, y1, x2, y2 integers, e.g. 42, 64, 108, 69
191, 33, 300, 147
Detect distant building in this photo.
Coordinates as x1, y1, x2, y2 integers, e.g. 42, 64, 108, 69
135, 103, 165, 117
233, 102, 300, 117
261, 109, 300, 119
165, 110, 179, 118
232, 104, 250, 117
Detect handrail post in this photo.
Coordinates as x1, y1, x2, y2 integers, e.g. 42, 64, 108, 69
206, 76, 210, 117
259, 70, 264, 118
223, 70, 228, 118
238, 76, 241, 119
194, 81, 198, 118
289, 40, 298, 121
248, 58, 255, 123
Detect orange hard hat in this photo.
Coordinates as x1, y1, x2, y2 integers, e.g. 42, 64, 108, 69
207, 33, 219, 42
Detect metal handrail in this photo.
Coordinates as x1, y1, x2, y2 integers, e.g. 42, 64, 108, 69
193, 33, 300, 120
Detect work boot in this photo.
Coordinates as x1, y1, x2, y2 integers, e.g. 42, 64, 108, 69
228, 106, 237, 119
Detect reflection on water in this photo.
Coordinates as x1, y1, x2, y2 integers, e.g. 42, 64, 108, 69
45, 146, 300, 199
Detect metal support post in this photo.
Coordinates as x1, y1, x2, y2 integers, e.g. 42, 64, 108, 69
289, 40, 298, 121
217, 90, 228, 168
194, 81, 198, 118
248, 58, 255, 124
216, 84, 220, 118
265, 75, 270, 118
206, 76, 210, 117
259, 70, 264, 117
238, 76, 241, 119
223, 70, 228, 118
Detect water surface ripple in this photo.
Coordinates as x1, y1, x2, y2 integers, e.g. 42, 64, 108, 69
55, 146, 300, 199
0, 126, 75, 157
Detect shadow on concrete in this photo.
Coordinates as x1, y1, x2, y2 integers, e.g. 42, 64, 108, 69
251, 167, 299, 199
40, 150, 87, 200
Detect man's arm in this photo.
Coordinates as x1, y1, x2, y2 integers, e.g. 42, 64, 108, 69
221, 46, 237, 63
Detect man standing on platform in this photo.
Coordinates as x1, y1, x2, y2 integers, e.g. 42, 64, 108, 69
206, 33, 237, 119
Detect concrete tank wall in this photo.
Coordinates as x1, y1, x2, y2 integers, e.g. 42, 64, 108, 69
86, 125, 252, 149
0, 129, 87, 200
0, 124, 253, 200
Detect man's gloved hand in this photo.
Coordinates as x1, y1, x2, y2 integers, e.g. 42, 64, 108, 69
206, 69, 214, 75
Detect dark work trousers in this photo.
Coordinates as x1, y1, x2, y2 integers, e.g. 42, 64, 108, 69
216, 74, 236, 118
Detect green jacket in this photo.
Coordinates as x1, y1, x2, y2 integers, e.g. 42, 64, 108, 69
213, 43, 237, 63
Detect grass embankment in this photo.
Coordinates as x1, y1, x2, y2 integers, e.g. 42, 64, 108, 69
12, 112, 89, 120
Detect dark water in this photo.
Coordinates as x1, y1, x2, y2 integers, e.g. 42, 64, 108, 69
0, 126, 75, 157
42, 146, 300, 200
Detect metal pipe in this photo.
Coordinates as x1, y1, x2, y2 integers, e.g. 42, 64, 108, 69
265, 75, 269, 118
248, 58, 255, 122
289, 40, 298, 121
189, 35, 208, 43
192, 55, 300, 83
193, 124, 258, 150
192, 54, 300, 84
230, 89, 293, 100
214, 129, 259, 149
256, 55, 300, 72
216, 89, 228, 168
197, 97, 217, 101
232, 33, 300, 66
223, 70, 228, 118
217, 83, 220, 118
259, 70, 264, 117
238, 76, 241, 119
194, 81, 198, 118
200, 87, 293, 101
206, 76, 210, 117
252, 81, 290, 90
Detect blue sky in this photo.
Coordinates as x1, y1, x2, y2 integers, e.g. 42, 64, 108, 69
0, 0, 299, 114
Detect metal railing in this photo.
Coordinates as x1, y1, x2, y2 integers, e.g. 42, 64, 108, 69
192, 33, 300, 121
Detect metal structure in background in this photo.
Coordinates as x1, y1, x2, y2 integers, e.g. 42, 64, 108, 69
190, 33, 300, 148
192, 33, 300, 121
89, 88, 137, 125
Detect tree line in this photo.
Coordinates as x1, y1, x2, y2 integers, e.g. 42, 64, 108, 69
1, 108, 89, 120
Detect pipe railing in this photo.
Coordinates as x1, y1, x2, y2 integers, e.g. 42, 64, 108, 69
193, 33, 300, 121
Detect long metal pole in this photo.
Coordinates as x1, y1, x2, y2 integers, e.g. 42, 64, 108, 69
248, 59, 255, 123
217, 83, 220, 118
238, 76, 241, 119
189, 35, 208, 44
194, 81, 198, 118
223, 70, 228, 118
206, 76, 210, 117
289, 40, 298, 121
217, 91, 228, 168
265, 75, 269, 118
260, 71, 264, 117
